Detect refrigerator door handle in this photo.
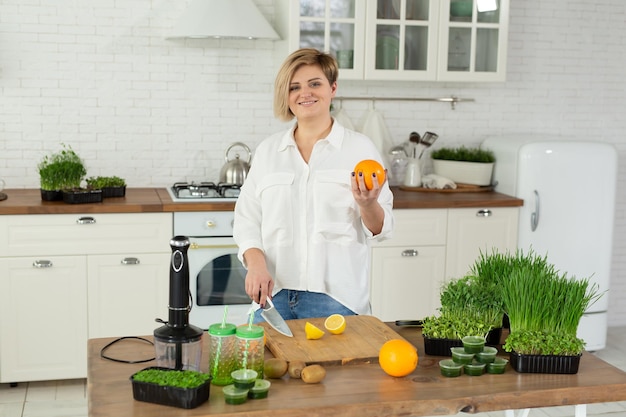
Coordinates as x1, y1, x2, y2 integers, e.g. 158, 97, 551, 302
531, 190, 540, 231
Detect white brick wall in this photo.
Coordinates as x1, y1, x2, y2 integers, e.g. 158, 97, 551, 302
1, 0, 625, 325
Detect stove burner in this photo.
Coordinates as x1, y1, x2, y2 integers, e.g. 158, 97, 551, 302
171, 182, 241, 200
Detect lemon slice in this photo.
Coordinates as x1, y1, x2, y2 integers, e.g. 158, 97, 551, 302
305, 322, 325, 340
324, 314, 346, 335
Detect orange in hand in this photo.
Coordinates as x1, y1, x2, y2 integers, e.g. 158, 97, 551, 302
354, 159, 386, 190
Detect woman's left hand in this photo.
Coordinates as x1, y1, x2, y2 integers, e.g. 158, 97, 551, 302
351, 170, 386, 235
350, 169, 384, 206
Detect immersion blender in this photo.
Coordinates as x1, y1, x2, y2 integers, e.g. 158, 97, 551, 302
153, 236, 203, 371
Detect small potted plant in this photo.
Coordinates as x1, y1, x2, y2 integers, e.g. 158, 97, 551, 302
421, 275, 503, 356
37, 144, 87, 201
130, 367, 212, 409
430, 146, 495, 186
86, 176, 127, 198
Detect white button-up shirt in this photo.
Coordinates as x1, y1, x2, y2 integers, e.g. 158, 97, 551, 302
233, 120, 394, 315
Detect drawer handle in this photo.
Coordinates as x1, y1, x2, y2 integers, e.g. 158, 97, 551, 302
121, 257, 140, 265
476, 209, 492, 217
77, 216, 96, 225
33, 260, 53, 268
401, 249, 418, 257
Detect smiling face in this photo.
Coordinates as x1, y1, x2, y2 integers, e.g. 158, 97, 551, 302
288, 64, 337, 122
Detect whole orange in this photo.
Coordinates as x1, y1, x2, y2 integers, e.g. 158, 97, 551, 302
378, 339, 418, 377
354, 159, 386, 190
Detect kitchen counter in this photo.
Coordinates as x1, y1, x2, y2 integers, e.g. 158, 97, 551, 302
0, 187, 523, 215
87, 323, 626, 417
0, 188, 165, 215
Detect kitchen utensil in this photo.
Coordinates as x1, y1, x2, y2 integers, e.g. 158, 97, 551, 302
219, 142, 251, 186
260, 315, 409, 366
260, 298, 293, 337
418, 131, 439, 159
403, 158, 422, 187
153, 236, 204, 371
408, 132, 420, 158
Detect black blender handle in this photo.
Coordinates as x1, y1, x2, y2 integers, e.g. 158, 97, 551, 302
395, 320, 423, 327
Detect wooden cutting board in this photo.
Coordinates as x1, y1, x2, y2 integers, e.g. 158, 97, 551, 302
259, 315, 410, 366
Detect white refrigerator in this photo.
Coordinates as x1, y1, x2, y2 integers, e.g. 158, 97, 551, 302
481, 135, 617, 351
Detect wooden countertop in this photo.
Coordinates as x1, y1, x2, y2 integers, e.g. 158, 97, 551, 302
0, 187, 522, 215
87, 323, 626, 417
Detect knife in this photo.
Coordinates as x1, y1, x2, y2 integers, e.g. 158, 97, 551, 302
260, 298, 293, 337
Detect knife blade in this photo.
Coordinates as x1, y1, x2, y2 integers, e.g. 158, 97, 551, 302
260, 298, 293, 337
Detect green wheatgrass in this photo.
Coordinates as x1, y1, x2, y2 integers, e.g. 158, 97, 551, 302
132, 368, 211, 389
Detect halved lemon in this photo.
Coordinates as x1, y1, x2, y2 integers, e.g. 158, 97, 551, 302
324, 314, 346, 335
305, 322, 325, 340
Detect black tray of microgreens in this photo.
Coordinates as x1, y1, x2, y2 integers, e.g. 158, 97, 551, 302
130, 367, 212, 409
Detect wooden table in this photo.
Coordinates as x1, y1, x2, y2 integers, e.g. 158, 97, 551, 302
88, 324, 626, 417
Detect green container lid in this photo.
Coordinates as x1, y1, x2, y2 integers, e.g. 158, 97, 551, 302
209, 323, 236, 336
236, 325, 264, 339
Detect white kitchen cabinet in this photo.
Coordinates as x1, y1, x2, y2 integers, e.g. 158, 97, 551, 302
445, 207, 518, 279
277, 0, 509, 82
87, 253, 170, 339
275, 0, 367, 79
370, 209, 447, 321
0, 256, 87, 383
436, 0, 509, 82
0, 213, 172, 382
370, 206, 518, 321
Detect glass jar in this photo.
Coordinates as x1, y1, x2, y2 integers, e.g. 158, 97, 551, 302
208, 323, 237, 386
235, 325, 264, 378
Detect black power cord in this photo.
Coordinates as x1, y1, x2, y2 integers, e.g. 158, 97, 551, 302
99, 336, 155, 364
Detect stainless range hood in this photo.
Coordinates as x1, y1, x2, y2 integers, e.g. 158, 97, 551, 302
167, 0, 280, 40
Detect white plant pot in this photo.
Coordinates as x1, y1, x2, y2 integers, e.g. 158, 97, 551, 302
432, 160, 494, 186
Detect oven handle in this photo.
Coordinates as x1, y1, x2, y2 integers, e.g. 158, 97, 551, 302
190, 242, 239, 250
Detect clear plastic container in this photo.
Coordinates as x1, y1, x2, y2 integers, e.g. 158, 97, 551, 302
235, 325, 264, 379
208, 323, 237, 386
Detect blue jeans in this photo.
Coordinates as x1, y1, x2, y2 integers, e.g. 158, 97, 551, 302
253, 289, 356, 323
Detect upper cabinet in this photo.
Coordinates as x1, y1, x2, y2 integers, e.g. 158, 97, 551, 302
275, 0, 509, 82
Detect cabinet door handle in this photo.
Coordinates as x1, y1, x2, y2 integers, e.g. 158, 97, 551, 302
121, 257, 140, 265
76, 216, 96, 225
476, 209, 492, 217
33, 260, 53, 268
401, 249, 418, 257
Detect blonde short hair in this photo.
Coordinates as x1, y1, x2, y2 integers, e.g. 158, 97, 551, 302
274, 48, 338, 122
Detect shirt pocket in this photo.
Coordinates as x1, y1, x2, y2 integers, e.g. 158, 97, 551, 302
257, 172, 295, 245
314, 169, 359, 243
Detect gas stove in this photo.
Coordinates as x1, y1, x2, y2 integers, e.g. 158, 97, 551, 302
167, 182, 240, 202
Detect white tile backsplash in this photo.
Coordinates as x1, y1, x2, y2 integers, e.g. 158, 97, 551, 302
1, 0, 625, 325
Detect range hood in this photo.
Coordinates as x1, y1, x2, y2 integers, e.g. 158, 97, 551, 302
167, 0, 280, 40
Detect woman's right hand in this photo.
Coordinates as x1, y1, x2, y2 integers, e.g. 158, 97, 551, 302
242, 248, 274, 307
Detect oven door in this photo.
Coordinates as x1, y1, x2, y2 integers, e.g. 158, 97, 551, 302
187, 236, 252, 329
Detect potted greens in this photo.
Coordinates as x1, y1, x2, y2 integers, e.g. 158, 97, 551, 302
86, 176, 127, 198
501, 261, 601, 374
430, 146, 495, 186
37, 144, 87, 201
421, 275, 503, 356
130, 367, 212, 409
473, 249, 602, 374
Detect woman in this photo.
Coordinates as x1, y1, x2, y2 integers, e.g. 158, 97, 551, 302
233, 48, 394, 321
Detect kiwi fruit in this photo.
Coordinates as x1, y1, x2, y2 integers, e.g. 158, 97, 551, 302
288, 360, 307, 379
301, 364, 326, 384
264, 358, 288, 379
